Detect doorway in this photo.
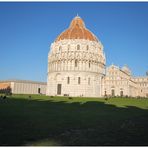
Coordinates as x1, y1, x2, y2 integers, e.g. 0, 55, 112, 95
38, 88, 41, 94
120, 91, 123, 97
57, 84, 62, 95
111, 89, 115, 96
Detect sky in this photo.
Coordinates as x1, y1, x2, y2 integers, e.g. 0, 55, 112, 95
0, 2, 148, 82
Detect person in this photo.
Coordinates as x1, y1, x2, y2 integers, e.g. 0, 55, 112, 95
105, 97, 108, 101
68, 97, 72, 100
104, 94, 109, 101
3, 95, 6, 100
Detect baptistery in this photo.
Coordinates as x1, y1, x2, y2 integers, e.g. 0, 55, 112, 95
46, 15, 106, 97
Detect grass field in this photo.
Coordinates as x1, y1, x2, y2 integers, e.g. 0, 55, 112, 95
0, 94, 148, 146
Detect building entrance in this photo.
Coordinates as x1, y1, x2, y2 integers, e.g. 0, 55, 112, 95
111, 89, 115, 96
120, 91, 123, 96
57, 84, 62, 95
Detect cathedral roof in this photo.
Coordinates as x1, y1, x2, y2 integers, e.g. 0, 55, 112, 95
55, 15, 98, 42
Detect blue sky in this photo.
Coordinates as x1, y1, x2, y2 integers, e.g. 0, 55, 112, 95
0, 2, 148, 82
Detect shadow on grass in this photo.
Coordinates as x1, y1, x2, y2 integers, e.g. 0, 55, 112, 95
0, 97, 148, 146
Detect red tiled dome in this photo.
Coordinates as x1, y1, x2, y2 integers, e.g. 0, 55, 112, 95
55, 16, 98, 42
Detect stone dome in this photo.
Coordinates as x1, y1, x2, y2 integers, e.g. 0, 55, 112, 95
47, 15, 106, 98
55, 15, 98, 42
122, 65, 132, 76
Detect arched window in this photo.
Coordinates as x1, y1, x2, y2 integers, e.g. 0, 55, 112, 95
67, 77, 70, 84
120, 90, 123, 96
88, 78, 90, 85
68, 45, 70, 50
86, 45, 89, 50
78, 77, 81, 84
59, 46, 62, 51
77, 44, 80, 50
111, 89, 115, 96
89, 61, 91, 68
75, 60, 78, 67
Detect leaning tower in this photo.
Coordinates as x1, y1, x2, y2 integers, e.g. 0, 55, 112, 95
46, 16, 106, 97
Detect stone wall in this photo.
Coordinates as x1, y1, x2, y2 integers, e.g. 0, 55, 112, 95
0, 80, 47, 95
46, 71, 103, 97
46, 39, 106, 97
103, 65, 138, 97
12, 81, 46, 94
132, 77, 148, 97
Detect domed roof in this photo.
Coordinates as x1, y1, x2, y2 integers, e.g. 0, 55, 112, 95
55, 15, 98, 42
122, 65, 132, 76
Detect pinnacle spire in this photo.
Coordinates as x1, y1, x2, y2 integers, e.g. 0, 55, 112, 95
75, 13, 80, 18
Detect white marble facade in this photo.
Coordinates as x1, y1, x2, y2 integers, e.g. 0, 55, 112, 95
46, 16, 148, 98
102, 65, 139, 97
46, 39, 106, 97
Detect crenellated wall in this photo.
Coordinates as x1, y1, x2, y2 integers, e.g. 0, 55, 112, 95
132, 77, 148, 97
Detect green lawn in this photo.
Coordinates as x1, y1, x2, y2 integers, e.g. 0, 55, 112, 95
0, 94, 148, 146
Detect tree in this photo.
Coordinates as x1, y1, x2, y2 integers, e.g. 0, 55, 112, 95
146, 71, 148, 76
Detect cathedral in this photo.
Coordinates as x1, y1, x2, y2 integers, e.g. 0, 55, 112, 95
46, 15, 148, 98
